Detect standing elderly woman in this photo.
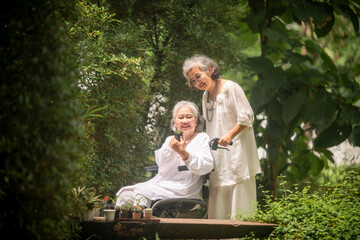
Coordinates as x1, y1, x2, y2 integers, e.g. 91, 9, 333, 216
182, 54, 261, 219
115, 101, 213, 208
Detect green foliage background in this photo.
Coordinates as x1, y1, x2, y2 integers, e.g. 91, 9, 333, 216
0, 0, 81, 239
242, 0, 360, 197
109, 0, 248, 146
63, 0, 153, 196
1, 0, 359, 239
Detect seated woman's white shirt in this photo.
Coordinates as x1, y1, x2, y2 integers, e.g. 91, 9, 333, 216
115, 133, 213, 206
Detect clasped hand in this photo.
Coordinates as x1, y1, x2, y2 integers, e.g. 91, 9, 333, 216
218, 136, 232, 147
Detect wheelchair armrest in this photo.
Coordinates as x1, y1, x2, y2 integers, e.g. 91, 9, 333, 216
147, 165, 189, 172
145, 165, 158, 178
178, 165, 189, 171
145, 165, 158, 172
147, 165, 213, 174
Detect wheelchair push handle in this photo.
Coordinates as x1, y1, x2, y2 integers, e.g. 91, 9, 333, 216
177, 138, 233, 171
209, 138, 233, 151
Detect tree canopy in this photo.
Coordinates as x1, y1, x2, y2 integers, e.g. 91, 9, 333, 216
243, 0, 360, 195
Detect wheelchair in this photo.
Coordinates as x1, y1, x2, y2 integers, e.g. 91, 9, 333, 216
145, 165, 210, 219
145, 138, 231, 219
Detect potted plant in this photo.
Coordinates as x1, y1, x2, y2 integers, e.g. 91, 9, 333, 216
131, 197, 146, 219
120, 202, 133, 218
132, 204, 143, 219
71, 186, 101, 221
143, 208, 153, 220
99, 196, 115, 217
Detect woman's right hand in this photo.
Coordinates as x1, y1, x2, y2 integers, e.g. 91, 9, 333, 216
218, 136, 232, 147
169, 136, 189, 160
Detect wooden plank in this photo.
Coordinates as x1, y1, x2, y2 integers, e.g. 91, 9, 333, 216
155, 218, 277, 239
81, 217, 277, 240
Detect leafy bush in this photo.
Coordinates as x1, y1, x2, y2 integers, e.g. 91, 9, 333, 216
0, 0, 82, 239
242, 170, 360, 239
63, 0, 153, 195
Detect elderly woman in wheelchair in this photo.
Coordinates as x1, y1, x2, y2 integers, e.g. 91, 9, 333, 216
115, 101, 214, 218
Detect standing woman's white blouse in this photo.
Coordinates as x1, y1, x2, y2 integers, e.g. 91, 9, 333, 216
202, 80, 261, 187
115, 133, 213, 205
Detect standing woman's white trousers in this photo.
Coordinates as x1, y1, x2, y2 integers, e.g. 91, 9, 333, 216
208, 177, 257, 219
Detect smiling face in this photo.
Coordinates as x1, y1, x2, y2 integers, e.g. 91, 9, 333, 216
174, 106, 198, 137
187, 66, 215, 91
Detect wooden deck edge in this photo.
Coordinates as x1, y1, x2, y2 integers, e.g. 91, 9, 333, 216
81, 218, 278, 239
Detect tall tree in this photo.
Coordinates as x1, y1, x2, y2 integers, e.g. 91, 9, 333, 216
243, 0, 360, 197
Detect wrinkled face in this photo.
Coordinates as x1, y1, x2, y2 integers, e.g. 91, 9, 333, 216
174, 106, 197, 134
187, 66, 214, 91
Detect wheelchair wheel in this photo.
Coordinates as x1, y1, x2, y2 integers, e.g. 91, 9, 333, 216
152, 198, 208, 219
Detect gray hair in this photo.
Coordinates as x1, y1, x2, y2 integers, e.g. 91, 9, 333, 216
170, 101, 204, 132
182, 54, 221, 88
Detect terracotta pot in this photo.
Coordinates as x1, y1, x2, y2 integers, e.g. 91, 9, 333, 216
144, 210, 152, 220
132, 212, 141, 219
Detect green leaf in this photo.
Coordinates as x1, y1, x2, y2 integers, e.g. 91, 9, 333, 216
348, 125, 360, 147
320, 51, 336, 71
83, 105, 109, 120
263, 28, 302, 49
247, 57, 287, 94
309, 153, 324, 176
267, 120, 283, 140
283, 50, 313, 66
268, 99, 283, 125
264, 67, 287, 90
236, 21, 259, 45
243, 7, 267, 33
294, 1, 335, 38
341, 105, 360, 125
250, 82, 272, 113
314, 120, 352, 149
337, 4, 359, 33
246, 56, 274, 73
304, 40, 336, 70
316, 148, 335, 164
282, 90, 306, 124
302, 91, 337, 130
291, 2, 310, 23
313, 4, 335, 38
299, 68, 323, 83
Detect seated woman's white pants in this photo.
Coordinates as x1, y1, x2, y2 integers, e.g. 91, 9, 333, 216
208, 177, 257, 219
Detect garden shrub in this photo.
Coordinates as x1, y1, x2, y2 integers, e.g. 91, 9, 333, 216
64, 0, 153, 196
241, 169, 360, 239
0, 0, 82, 239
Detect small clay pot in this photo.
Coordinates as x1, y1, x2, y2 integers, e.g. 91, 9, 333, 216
132, 212, 141, 219
143, 208, 153, 219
